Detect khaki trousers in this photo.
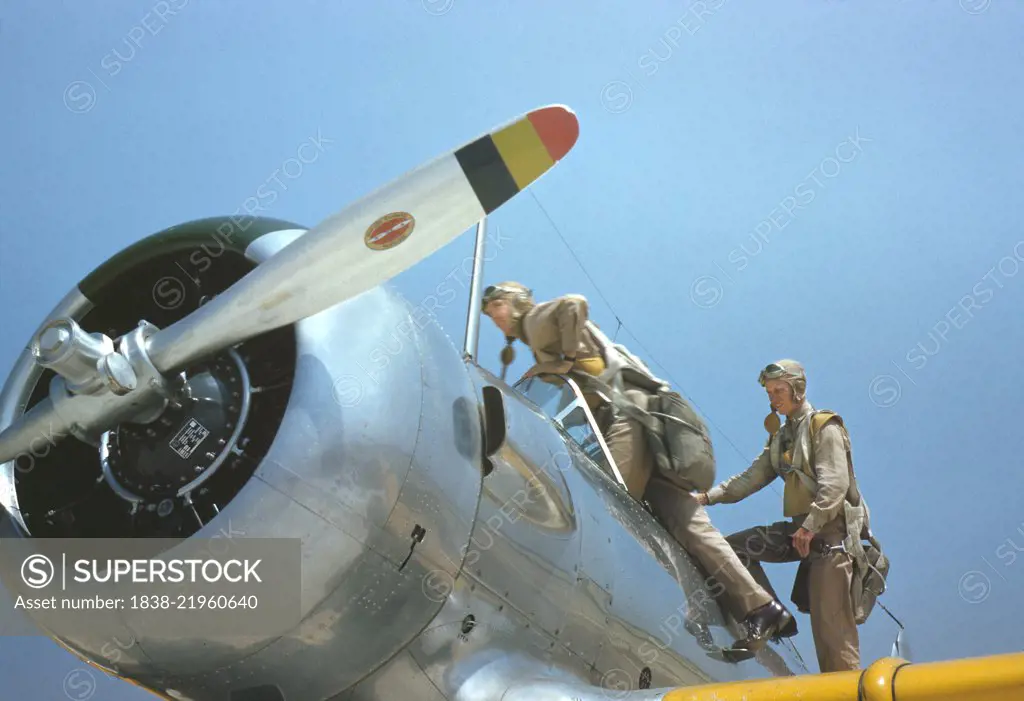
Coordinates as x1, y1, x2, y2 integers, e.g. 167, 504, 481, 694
599, 391, 772, 619
722, 518, 861, 673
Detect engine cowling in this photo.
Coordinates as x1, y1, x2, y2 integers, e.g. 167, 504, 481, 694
1, 216, 304, 540
0, 217, 484, 701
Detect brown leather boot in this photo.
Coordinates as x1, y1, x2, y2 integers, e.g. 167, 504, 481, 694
731, 600, 793, 652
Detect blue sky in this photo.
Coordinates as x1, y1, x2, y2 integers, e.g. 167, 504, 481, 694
2, 1, 1023, 697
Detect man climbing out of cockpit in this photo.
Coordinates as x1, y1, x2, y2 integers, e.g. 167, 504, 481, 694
480, 282, 793, 654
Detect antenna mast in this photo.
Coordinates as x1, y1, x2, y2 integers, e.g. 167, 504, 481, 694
462, 218, 487, 361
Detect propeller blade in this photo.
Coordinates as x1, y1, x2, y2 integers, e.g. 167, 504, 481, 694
145, 104, 580, 374
0, 106, 579, 466
0, 397, 65, 467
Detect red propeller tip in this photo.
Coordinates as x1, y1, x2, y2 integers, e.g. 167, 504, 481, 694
528, 105, 580, 163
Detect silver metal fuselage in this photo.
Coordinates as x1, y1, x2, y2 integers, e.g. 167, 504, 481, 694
0, 228, 806, 701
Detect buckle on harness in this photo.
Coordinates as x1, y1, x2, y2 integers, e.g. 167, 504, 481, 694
816, 541, 847, 556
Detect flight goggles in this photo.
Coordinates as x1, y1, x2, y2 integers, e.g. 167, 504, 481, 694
481, 284, 531, 309
758, 363, 789, 386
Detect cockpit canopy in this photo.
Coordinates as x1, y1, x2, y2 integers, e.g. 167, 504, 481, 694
515, 373, 623, 490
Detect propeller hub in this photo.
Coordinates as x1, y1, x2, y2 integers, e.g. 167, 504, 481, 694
100, 353, 138, 396
38, 324, 71, 354
31, 318, 126, 395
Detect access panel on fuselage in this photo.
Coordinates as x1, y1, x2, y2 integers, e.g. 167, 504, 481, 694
462, 380, 582, 641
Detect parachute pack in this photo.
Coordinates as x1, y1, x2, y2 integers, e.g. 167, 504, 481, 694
577, 322, 716, 492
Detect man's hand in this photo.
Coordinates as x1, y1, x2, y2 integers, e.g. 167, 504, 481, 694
791, 527, 814, 558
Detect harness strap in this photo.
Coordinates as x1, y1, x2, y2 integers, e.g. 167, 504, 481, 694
572, 373, 663, 434
792, 468, 820, 495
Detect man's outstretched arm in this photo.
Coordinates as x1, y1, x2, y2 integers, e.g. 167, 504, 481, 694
703, 445, 777, 505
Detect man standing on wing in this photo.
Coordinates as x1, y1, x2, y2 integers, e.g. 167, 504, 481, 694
696, 359, 862, 672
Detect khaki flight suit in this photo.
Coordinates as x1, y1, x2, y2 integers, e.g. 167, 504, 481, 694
705, 401, 861, 673
518, 295, 773, 619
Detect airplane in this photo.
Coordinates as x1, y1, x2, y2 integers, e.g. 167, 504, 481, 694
0, 104, 1022, 701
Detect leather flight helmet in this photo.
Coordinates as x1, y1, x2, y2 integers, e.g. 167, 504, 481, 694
759, 359, 807, 435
